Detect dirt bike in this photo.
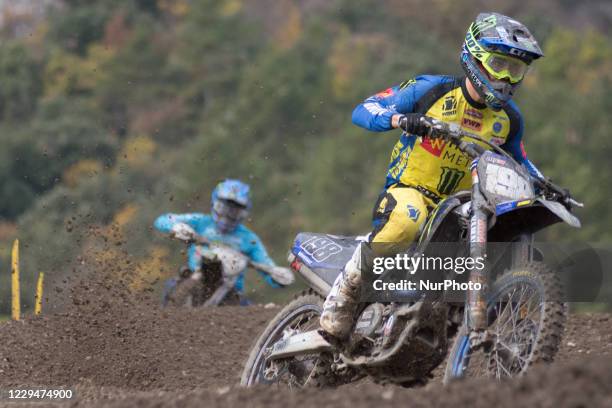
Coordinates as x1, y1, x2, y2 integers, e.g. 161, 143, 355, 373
241, 121, 582, 387
163, 228, 294, 307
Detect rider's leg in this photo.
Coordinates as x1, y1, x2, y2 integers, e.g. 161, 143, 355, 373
320, 186, 431, 339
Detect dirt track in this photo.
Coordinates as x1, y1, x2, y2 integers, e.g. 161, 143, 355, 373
0, 305, 610, 407
0, 257, 610, 407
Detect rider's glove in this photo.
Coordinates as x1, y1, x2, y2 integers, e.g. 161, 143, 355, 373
171, 223, 196, 241
268, 266, 295, 286
398, 114, 443, 138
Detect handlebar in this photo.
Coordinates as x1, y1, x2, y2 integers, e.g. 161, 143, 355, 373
424, 118, 583, 209
533, 177, 584, 208
172, 230, 295, 286
189, 234, 211, 246
567, 197, 584, 208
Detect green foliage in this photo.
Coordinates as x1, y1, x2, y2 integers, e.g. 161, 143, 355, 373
174, 0, 264, 100
47, 2, 113, 55
0, 96, 118, 218
94, 21, 192, 141
0, 42, 41, 121
519, 28, 612, 241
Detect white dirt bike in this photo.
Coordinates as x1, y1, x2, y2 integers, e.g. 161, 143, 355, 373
163, 224, 294, 307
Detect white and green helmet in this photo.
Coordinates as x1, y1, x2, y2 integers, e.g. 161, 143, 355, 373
461, 12, 544, 110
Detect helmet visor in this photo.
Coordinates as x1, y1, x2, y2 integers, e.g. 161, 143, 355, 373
482, 53, 529, 84
212, 199, 248, 230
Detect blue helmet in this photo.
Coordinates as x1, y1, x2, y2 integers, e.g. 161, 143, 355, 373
211, 179, 251, 232
461, 12, 543, 110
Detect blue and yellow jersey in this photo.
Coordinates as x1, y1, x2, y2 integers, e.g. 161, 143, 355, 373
352, 75, 542, 198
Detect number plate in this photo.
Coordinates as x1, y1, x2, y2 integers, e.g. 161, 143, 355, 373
478, 152, 534, 203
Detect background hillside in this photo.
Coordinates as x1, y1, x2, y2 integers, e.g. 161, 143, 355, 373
0, 0, 610, 311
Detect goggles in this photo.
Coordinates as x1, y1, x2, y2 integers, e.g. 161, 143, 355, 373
480, 53, 529, 84
213, 199, 248, 224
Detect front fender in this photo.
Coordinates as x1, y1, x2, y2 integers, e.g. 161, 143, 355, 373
535, 198, 581, 228
489, 198, 580, 241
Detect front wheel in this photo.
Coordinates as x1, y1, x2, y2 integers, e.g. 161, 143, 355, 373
444, 262, 566, 383
241, 291, 337, 388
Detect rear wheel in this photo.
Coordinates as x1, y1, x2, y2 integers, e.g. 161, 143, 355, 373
241, 291, 338, 388
444, 262, 565, 383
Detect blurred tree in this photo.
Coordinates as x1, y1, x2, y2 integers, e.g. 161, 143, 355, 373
63, 159, 103, 188
0, 96, 117, 219
47, 1, 112, 55
0, 41, 41, 121
173, 0, 264, 106
520, 28, 612, 241
94, 20, 194, 141
43, 45, 114, 98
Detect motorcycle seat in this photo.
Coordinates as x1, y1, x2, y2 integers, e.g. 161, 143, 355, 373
290, 232, 362, 286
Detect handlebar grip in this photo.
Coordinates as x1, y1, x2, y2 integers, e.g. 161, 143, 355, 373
568, 197, 584, 208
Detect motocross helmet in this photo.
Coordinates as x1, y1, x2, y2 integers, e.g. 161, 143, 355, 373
461, 12, 543, 110
211, 179, 251, 233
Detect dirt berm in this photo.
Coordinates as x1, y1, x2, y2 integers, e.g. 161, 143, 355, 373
0, 303, 610, 408
0, 249, 610, 408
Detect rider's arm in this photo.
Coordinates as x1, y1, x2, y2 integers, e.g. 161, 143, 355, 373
154, 214, 206, 273
351, 75, 454, 132
153, 213, 206, 233
500, 103, 544, 180
244, 231, 282, 288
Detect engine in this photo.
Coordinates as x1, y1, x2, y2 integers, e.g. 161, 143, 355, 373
347, 301, 449, 384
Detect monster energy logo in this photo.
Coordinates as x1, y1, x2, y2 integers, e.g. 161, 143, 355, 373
474, 15, 497, 34
437, 167, 465, 195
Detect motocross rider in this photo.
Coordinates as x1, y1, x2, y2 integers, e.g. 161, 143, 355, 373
155, 179, 288, 305
320, 13, 546, 339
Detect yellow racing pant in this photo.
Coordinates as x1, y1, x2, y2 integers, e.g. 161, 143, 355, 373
320, 184, 436, 338
370, 184, 435, 245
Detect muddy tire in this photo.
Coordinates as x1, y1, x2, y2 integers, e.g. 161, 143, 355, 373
240, 291, 329, 387
444, 261, 566, 383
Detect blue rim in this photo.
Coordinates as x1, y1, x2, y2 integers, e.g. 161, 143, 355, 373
450, 275, 545, 379
451, 334, 470, 376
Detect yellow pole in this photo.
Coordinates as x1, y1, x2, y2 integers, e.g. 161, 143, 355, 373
11, 239, 20, 321
35, 272, 44, 315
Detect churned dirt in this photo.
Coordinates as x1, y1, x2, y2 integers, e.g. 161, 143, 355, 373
0, 243, 610, 408
0, 305, 276, 392
0, 309, 610, 408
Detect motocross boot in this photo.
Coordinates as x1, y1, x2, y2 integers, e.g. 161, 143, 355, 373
320, 244, 364, 340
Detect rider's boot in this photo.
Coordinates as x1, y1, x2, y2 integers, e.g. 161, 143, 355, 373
320, 244, 365, 340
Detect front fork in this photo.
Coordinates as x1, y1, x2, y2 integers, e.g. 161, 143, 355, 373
466, 159, 489, 331
466, 159, 535, 334
511, 234, 534, 268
